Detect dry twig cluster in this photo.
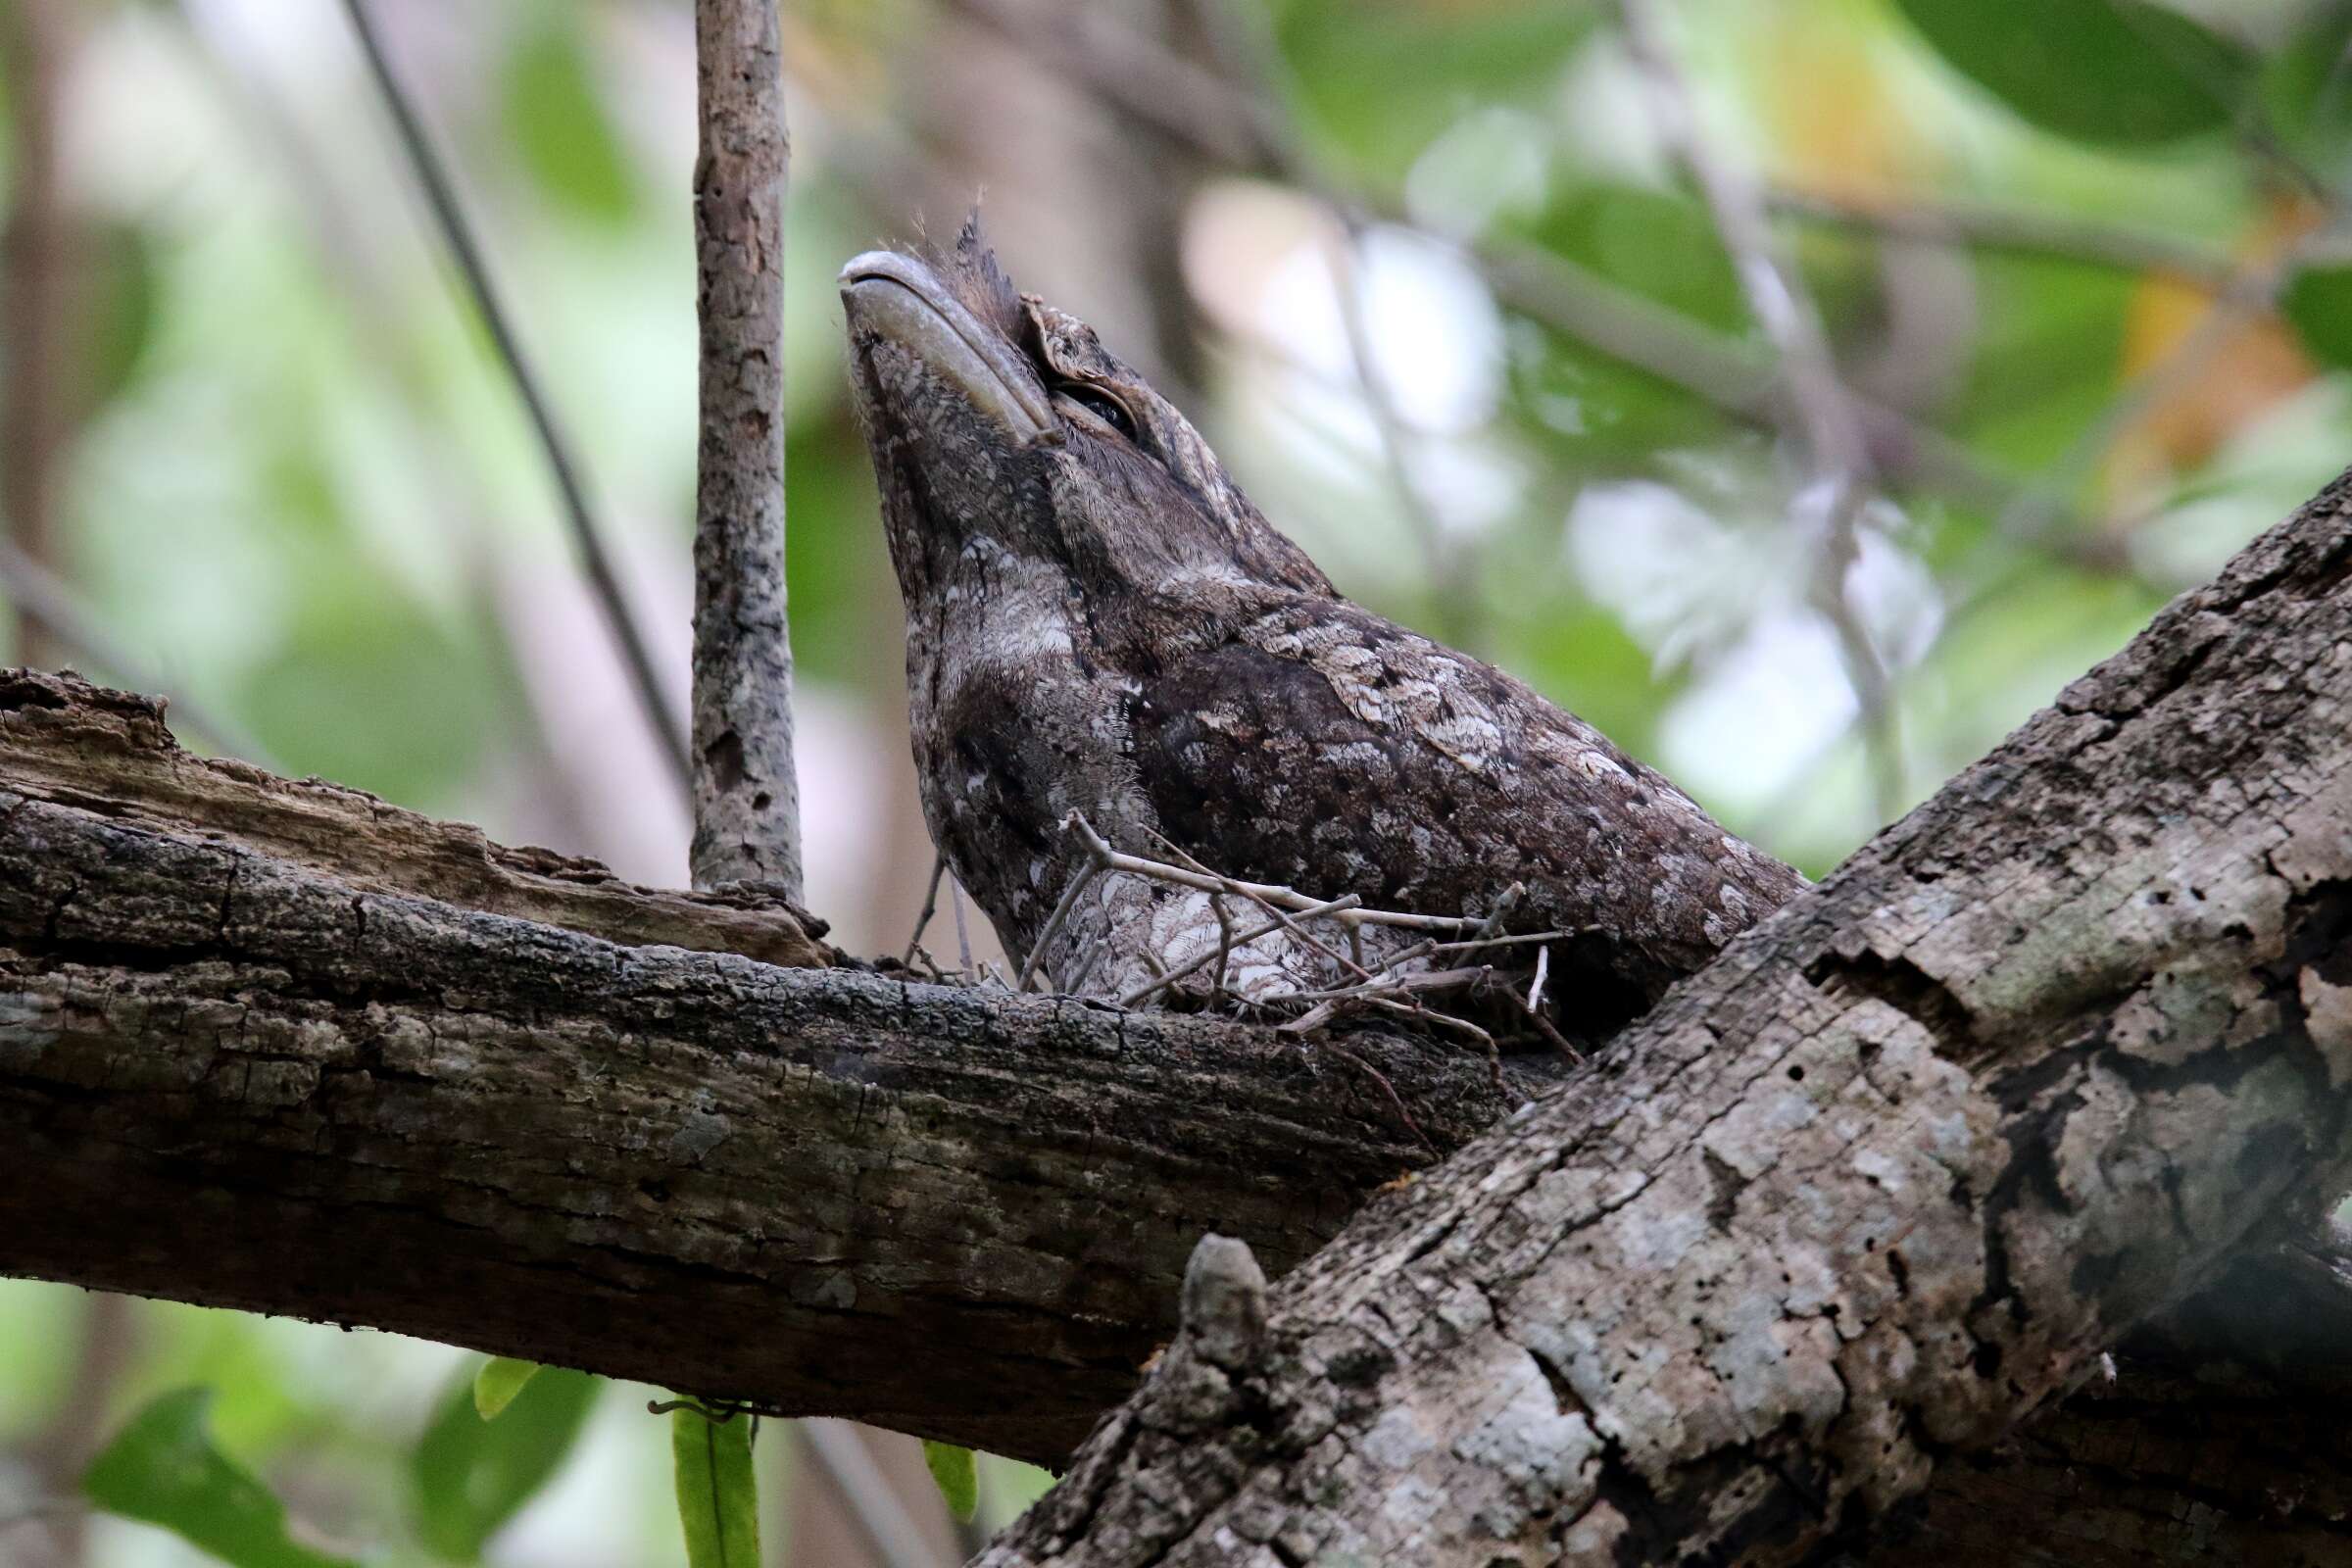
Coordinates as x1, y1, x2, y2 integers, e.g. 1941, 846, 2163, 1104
974, 811, 1589, 1080
903, 809, 1588, 1078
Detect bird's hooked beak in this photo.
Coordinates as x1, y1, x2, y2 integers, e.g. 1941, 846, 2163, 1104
839, 249, 1057, 445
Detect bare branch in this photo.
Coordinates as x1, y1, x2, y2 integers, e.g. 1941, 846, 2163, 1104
1767, 185, 2237, 286
1140, 825, 1382, 986
1017, 844, 1102, 993
1207, 892, 1237, 1005
1614, 0, 1902, 820
1115, 893, 1363, 1009
1061, 812, 1503, 936
337, 0, 691, 797
690, 0, 804, 897
949, 877, 976, 973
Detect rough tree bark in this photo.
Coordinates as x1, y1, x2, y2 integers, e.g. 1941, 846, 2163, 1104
0, 470, 2346, 1560
689, 0, 802, 898
969, 474, 2352, 1565
0, 669, 1499, 1461
1869, 1225, 2352, 1567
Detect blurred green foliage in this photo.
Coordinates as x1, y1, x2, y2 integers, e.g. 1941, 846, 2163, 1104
1277, 0, 1598, 178
6, 0, 2352, 1562
83, 1390, 355, 1568
497, 11, 643, 228
1891, 0, 2251, 144
411, 1366, 599, 1561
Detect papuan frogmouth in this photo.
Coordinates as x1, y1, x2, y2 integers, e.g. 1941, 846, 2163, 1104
839, 220, 1803, 1044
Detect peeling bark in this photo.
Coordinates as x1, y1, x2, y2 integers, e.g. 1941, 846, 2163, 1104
0, 671, 829, 967
972, 477, 2352, 1565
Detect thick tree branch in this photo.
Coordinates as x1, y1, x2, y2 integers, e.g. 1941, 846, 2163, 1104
973, 476, 2352, 1565
690, 0, 803, 897
0, 668, 1501, 1462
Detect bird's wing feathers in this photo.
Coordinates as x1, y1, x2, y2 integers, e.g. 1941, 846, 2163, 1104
1127, 594, 1802, 1010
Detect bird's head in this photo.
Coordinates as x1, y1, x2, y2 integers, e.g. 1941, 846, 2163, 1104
839, 219, 1328, 612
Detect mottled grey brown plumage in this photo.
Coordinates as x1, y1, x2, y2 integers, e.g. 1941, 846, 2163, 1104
840, 222, 1802, 1041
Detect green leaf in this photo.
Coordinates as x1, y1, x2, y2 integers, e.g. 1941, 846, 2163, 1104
671, 1406, 760, 1568
921, 1441, 978, 1521
471, 1357, 544, 1421
1890, 0, 2252, 146
411, 1364, 599, 1560
2284, 263, 2352, 368
83, 1388, 355, 1568
498, 15, 640, 225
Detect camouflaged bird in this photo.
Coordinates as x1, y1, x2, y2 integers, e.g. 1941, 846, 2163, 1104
840, 221, 1803, 1043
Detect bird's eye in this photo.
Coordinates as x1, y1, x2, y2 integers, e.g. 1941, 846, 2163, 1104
1062, 385, 1137, 440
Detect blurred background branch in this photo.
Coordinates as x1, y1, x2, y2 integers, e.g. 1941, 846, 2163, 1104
1767, 185, 2240, 283
1614, 0, 1902, 819
339, 0, 692, 798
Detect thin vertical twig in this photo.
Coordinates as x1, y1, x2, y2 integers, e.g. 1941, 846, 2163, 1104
1614, 0, 1902, 821
701, 18, 885, 1553
337, 0, 692, 799
949, 878, 975, 974
689, 0, 803, 897
904, 854, 948, 965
